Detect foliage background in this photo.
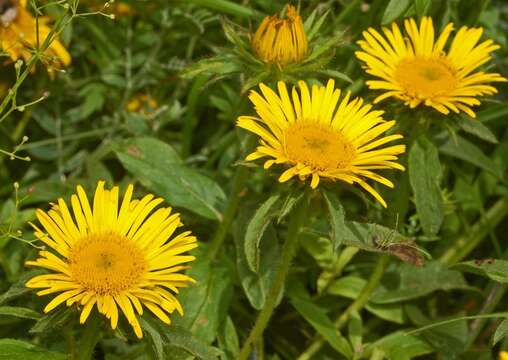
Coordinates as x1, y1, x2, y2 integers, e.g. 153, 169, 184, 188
1, 0, 508, 359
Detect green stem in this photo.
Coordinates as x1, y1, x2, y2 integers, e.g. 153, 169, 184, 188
440, 197, 508, 265
65, 323, 77, 360
76, 314, 101, 360
297, 255, 390, 360
238, 194, 309, 360
207, 165, 249, 259
465, 282, 508, 349
406, 312, 508, 335
182, 75, 210, 158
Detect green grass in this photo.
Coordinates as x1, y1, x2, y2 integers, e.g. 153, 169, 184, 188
1, 0, 508, 359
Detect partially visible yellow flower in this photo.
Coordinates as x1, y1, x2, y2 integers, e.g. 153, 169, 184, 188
251, 4, 308, 66
356, 17, 506, 117
88, 0, 135, 17
500, 351, 508, 360
0, 0, 71, 70
107, 2, 134, 16
25, 181, 197, 338
126, 94, 158, 115
237, 79, 405, 207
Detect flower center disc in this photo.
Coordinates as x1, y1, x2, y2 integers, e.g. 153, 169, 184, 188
284, 123, 355, 171
69, 232, 146, 295
394, 57, 457, 99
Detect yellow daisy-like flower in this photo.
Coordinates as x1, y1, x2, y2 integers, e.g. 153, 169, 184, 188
356, 17, 507, 117
251, 4, 308, 66
237, 79, 406, 207
500, 351, 508, 360
0, 0, 71, 69
25, 181, 197, 339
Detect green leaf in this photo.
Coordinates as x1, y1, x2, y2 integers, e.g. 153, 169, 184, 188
317, 69, 353, 84
454, 259, 508, 283
492, 318, 508, 345
290, 297, 353, 358
304, 9, 329, 41
304, 33, 343, 63
141, 317, 221, 360
456, 117, 498, 144
140, 318, 165, 360
277, 191, 304, 223
164, 325, 222, 360
382, 0, 411, 24
323, 190, 347, 251
328, 275, 366, 299
0, 270, 43, 305
0, 339, 67, 360
217, 317, 239, 360
365, 331, 433, 359
182, 57, 241, 79
477, 103, 508, 123
366, 303, 405, 324
372, 261, 474, 304
409, 136, 443, 236
185, 0, 258, 18
348, 311, 362, 352
117, 137, 181, 167
241, 71, 270, 93
29, 307, 72, 334
327, 276, 405, 324
0, 306, 41, 320
235, 217, 280, 310
116, 137, 225, 220
438, 133, 502, 178
78, 83, 107, 119
175, 253, 233, 345
244, 194, 281, 272
414, 0, 432, 17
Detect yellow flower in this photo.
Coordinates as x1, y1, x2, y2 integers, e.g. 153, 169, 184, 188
251, 4, 308, 66
87, 0, 135, 17
237, 79, 405, 207
25, 181, 197, 339
356, 17, 507, 117
126, 94, 158, 115
500, 351, 508, 360
0, 0, 71, 70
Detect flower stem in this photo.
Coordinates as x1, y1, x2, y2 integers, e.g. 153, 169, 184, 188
297, 255, 390, 360
208, 164, 249, 259
76, 314, 101, 360
465, 282, 508, 349
238, 193, 309, 360
439, 197, 508, 265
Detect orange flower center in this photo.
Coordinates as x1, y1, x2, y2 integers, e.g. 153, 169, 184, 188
68, 232, 146, 296
284, 123, 355, 171
394, 57, 458, 99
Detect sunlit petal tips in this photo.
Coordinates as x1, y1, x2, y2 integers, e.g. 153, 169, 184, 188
251, 4, 308, 66
0, 0, 71, 71
356, 17, 507, 117
237, 80, 406, 208
25, 181, 198, 339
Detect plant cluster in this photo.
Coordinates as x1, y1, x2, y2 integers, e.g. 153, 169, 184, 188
0, 0, 508, 359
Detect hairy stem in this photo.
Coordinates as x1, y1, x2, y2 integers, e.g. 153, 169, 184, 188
440, 197, 508, 265
238, 194, 309, 360
297, 255, 390, 360
208, 165, 249, 259
76, 314, 101, 360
